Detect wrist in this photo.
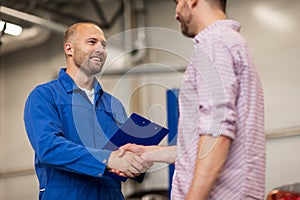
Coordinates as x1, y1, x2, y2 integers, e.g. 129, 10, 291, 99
106, 150, 117, 170
140, 146, 156, 162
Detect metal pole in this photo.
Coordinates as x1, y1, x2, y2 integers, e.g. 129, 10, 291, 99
1, 6, 67, 34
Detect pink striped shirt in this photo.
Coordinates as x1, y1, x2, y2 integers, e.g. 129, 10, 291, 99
171, 20, 266, 199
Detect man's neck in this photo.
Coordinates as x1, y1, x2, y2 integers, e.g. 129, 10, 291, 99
195, 5, 227, 33
66, 66, 94, 91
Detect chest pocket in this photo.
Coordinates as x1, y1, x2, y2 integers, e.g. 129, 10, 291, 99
94, 94, 127, 149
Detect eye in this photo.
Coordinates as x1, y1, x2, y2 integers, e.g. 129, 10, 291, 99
88, 40, 96, 45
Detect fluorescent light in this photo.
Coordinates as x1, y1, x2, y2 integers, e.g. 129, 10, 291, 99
0, 20, 23, 36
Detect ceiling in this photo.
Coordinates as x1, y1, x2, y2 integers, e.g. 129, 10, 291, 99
1, 0, 126, 54
1, 0, 124, 31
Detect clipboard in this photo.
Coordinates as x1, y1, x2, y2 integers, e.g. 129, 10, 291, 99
104, 113, 169, 182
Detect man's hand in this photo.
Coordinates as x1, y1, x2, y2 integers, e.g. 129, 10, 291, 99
107, 150, 149, 178
118, 143, 158, 162
119, 143, 176, 164
110, 144, 176, 177
109, 144, 156, 177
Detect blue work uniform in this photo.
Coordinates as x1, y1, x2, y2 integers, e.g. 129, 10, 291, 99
24, 68, 127, 200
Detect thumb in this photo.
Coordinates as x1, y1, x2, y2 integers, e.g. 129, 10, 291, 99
118, 148, 126, 157
118, 143, 134, 157
120, 143, 144, 155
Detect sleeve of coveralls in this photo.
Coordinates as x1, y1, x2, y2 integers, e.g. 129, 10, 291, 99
24, 86, 111, 178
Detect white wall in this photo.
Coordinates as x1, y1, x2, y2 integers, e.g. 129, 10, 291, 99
228, 1, 300, 193
1, 0, 300, 199
228, 0, 300, 130
266, 135, 300, 195
0, 34, 64, 200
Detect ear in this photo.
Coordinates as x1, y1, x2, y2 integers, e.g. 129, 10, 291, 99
64, 43, 73, 57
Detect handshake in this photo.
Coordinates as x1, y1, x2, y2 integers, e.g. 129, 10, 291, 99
106, 144, 176, 178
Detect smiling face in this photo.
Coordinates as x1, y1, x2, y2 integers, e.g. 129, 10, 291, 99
65, 23, 107, 76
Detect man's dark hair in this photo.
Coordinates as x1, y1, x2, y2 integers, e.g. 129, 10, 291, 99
221, 0, 227, 13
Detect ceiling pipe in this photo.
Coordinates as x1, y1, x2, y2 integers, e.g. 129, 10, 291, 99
89, 0, 124, 29
1, 6, 67, 34
90, 0, 109, 27
0, 6, 65, 54
130, 0, 147, 64
101, 65, 186, 77
39, 0, 124, 30
0, 26, 51, 54
104, 0, 147, 70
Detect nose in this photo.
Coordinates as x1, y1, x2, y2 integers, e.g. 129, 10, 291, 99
95, 42, 106, 53
175, 13, 179, 21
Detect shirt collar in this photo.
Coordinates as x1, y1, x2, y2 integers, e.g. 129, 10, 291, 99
58, 68, 103, 96
193, 19, 241, 46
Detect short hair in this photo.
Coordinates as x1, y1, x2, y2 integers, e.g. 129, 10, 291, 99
63, 22, 99, 45
220, 0, 227, 13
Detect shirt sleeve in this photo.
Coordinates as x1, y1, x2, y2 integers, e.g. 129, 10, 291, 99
194, 43, 239, 140
24, 86, 111, 178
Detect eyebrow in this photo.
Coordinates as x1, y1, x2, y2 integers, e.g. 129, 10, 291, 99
86, 38, 106, 45
86, 37, 97, 41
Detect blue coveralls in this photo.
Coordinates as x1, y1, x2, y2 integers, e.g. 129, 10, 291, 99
24, 68, 127, 200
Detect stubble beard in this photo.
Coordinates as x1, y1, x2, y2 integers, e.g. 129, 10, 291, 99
74, 49, 105, 76
180, 4, 195, 38
181, 15, 195, 38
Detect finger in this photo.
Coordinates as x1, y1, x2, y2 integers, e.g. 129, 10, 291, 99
144, 162, 153, 170
146, 162, 153, 171
123, 170, 135, 178
138, 159, 153, 172
110, 168, 128, 178
118, 172, 127, 177
118, 149, 126, 157
134, 154, 149, 168
130, 158, 148, 173
121, 143, 144, 155
110, 169, 120, 174
119, 143, 135, 157
114, 171, 127, 177
119, 143, 133, 150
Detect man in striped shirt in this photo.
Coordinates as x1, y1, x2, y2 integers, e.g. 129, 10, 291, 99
119, 0, 266, 199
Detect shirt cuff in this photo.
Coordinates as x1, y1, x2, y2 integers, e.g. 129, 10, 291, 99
198, 115, 236, 140
86, 148, 112, 177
